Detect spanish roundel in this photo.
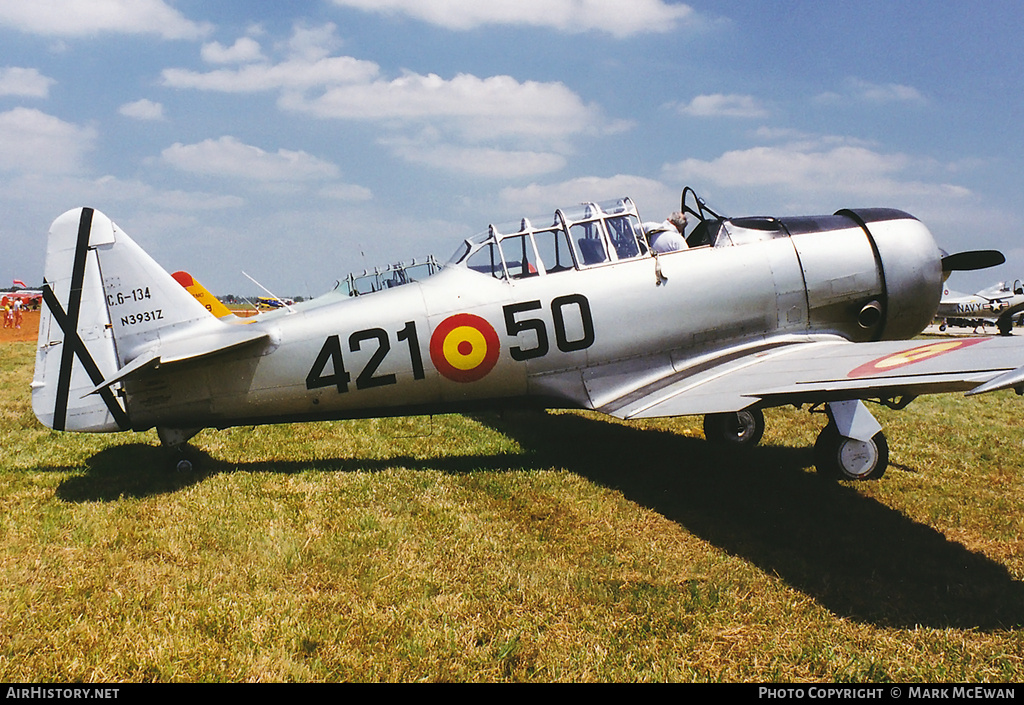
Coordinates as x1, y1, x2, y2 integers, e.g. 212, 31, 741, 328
430, 313, 500, 382
847, 338, 988, 378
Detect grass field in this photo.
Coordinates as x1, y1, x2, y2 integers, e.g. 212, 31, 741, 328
1, 339, 1022, 682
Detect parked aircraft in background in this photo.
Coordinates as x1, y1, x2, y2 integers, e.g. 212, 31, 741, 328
171, 271, 238, 320
256, 296, 295, 310
5, 281, 43, 308
31, 188, 1024, 481
937, 280, 1024, 335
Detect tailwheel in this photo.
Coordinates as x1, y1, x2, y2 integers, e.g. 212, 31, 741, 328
157, 427, 201, 473
703, 409, 765, 448
814, 423, 888, 481
164, 447, 196, 473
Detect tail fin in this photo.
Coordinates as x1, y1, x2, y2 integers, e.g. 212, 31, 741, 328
32, 208, 214, 432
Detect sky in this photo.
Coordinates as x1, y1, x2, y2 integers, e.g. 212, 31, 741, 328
2, 0, 1023, 298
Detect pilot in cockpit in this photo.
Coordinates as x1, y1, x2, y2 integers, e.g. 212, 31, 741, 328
644, 212, 688, 253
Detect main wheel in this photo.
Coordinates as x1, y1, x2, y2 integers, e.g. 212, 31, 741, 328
814, 424, 888, 481
703, 409, 765, 448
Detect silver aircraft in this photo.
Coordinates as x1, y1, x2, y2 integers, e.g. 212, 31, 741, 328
937, 280, 1024, 335
31, 187, 1024, 480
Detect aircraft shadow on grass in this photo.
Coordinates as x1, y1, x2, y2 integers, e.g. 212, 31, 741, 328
56, 410, 1023, 631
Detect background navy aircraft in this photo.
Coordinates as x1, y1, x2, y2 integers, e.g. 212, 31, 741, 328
937, 280, 1024, 335
31, 188, 1024, 480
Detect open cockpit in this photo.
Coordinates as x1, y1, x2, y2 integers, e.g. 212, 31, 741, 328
340, 257, 441, 297
343, 186, 906, 297
450, 188, 808, 282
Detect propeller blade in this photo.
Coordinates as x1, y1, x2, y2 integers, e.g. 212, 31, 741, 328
941, 250, 1005, 272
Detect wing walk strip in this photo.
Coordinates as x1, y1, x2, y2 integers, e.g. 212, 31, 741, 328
621, 341, 825, 418
45, 208, 130, 432
595, 339, 840, 418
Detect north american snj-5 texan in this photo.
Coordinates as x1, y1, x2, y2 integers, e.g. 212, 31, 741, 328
31, 186, 1024, 480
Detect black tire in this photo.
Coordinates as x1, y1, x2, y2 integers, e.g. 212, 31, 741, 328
703, 409, 765, 448
814, 423, 888, 481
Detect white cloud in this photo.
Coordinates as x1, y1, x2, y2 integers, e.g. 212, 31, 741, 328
0, 107, 96, 174
678, 93, 768, 118
160, 136, 341, 182
0, 67, 56, 98
500, 175, 676, 215
752, 126, 813, 142
119, 99, 165, 121
85, 175, 246, 211
162, 23, 617, 177
329, 0, 698, 37
166, 52, 600, 144
318, 183, 374, 202
285, 23, 344, 61
2, 172, 247, 214
0, 0, 212, 40
280, 72, 606, 143
201, 37, 265, 65
163, 56, 380, 93
148, 189, 246, 211
663, 143, 970, 201
815, 78, 927, 106
163, 23, 371, 91
383, 138, 567, 178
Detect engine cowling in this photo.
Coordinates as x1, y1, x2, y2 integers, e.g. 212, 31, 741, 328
837, 209, 943, 340
778, 208, 942, 341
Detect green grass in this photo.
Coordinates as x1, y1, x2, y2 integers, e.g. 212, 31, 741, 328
1, 340, 1022, 681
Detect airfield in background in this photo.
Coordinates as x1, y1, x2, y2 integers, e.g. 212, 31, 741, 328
2, 311, 1014, 347
0, 310, 38, 344
923, 323, 1019, 337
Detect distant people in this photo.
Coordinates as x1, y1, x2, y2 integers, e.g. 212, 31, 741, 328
13, 298, 23, 329
644, 211, 688, 253
2, 300, 11, 329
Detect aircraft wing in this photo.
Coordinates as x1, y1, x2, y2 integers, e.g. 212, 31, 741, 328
592, 336, 1024, 420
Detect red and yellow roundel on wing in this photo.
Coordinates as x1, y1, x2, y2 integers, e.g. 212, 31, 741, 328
848, 338, 988, 378
430, 313, 500, 382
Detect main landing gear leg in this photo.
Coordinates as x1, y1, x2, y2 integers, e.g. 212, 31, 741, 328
814, 401, 888, 481
157, 427, 202, 473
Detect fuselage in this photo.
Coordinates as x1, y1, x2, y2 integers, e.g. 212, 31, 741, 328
120, 205, 943, 432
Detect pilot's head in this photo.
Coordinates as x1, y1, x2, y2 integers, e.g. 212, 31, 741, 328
667, 212, 688, 234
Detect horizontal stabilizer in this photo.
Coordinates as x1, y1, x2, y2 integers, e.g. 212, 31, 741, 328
82, 326, 270, 397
